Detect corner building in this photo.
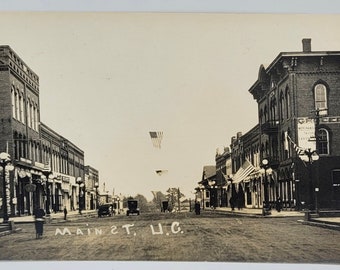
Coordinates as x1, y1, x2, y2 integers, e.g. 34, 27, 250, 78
248, 39, 340, 210
0, 45, 88, 217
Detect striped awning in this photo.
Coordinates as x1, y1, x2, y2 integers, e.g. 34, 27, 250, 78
232, 159, 255, 184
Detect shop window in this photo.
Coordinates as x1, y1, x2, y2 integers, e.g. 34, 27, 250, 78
332, 170, 340, 196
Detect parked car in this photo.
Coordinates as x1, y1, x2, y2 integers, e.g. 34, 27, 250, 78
126, 200, 140, 216
98, 204, 115, 217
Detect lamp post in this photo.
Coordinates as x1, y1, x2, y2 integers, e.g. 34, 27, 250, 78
295, 179, 300, 210
199, 184, 205, 209
261, 159, 270, 210
43, 171, 54, 215
0, 152, 14, 223
76, 177, 83, 214
303, 148, 319, 212
94, 182, 99, 209
208, 180, 216, 208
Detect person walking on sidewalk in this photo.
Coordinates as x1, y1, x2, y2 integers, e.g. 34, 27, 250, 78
194, 201, 201, 215
34, 208, 45, 239
63, 207, 68, 220
275, 197, 283, 212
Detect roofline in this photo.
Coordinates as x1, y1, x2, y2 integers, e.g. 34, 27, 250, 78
0, 45, 39, 79
266, 51, 340, 73
249, 50, 340, 94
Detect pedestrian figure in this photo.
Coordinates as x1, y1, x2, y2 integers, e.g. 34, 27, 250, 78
237, 190, 245, 210
194, 201, 201, 215
34, 208, 45, 239
229, 197, 235, 211
276, 197, 283, 212
63, 207, 68, 220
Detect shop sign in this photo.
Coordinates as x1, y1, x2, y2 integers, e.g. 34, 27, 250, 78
297, 117, 316, 150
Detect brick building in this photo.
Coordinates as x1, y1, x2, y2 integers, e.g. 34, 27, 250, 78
85, 165, 99, 210
0, 45, 98, 217
247, 38, 340, 210
205, 39, 340, 212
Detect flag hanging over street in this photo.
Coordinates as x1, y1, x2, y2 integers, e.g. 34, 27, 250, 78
149, 131, 163, 148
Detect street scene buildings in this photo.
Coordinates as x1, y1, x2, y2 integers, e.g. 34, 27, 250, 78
0, 45, 103, 220
196, 39, 340, 214
1, 38, 340, 223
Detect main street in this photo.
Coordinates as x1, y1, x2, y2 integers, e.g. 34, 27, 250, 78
0, 211, 339, 263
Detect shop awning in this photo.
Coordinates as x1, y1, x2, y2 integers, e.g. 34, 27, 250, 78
232, 159, 255, 184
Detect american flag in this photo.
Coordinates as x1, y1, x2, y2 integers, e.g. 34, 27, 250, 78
149, 131, 163, 148
286, 134, 305, 155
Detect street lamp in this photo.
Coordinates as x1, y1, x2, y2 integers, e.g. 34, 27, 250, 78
94, 182, 99, 209
76, 177, 83, 214
295, 179, 301, 210
261, 158, 271, 214
198, 184, 205, 209
42, 171, 54, 215
0, 152, 14, 223
302, 148, 319, 212
117, 197, 120, 214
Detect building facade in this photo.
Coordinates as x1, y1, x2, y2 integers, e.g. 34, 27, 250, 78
215, 146, 232, 207
0, 45, 97, 217
85, 165, 99, 210
197, 165, 216, 209
246, 39, 340, 210
201, 39, 340, 212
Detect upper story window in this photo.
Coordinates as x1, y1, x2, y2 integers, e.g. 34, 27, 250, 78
318, 128, 329, 155
314, 83, 328, 116
270, 98, 277, 122
279, 92, 284, 121
285, 87, 290, 119
259, 109, 263, 124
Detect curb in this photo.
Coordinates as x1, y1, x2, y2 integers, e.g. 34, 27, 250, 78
0, 211, 97, 237
206, 209, 304, 218
298, 219, 340, 231
0, 228, 22, 237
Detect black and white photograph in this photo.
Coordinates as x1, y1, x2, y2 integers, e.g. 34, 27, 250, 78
0, 1, 340, 269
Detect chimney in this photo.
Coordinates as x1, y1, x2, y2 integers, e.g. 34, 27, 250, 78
302, 38, 312, 52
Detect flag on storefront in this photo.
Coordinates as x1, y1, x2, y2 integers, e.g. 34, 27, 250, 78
286, 134, 305, 155
232, 159, 255, 184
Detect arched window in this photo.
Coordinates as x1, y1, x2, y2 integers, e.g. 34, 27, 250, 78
259, 109, 263, 124
279, 92, 284, 121
270, 98, 277, 122
318, 128, 329, 155
11, 87, 16, 118
285, 87, 290, 119
314, 83, 328, 115
15, 91, 19, 119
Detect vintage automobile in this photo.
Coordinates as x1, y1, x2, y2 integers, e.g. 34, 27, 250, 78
126, 200, 140, 216
98, 203, 115, 217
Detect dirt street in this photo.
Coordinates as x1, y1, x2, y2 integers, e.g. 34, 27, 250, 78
0, 211, 339, 263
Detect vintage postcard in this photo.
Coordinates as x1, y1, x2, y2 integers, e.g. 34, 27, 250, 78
0, 4, 340, 270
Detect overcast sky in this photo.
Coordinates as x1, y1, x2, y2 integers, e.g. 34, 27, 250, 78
1, 12, 340, 200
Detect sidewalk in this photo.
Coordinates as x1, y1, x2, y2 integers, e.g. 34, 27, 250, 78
207, 206, 305, 217
0, 209, 97, 224
207, 207, 340, 230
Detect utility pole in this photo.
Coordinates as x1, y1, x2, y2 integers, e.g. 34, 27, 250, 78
177, 187, 181, 212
